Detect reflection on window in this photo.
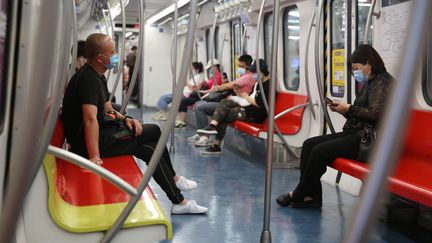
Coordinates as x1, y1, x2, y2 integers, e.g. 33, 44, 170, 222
263, 13, 273, 66
0, 0, 9, 134
330, 0, 346, 97
424, 29, 432, 106
282, 6, 300, 91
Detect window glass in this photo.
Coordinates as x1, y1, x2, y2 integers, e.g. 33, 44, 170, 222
242, 24, 247, 54
424, 28, 432, 106
214, 26, 219, 59
205, 29, 211, 60
356, 0, 373, 94
282, 6, 300, 91
0, 0, 9, 134
357, 0, 373, 45
330, 0, 346, 97
232, 21, 241, 79
263, 13, 273, 66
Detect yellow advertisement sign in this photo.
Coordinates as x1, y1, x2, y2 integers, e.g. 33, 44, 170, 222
332, 49, 345, 87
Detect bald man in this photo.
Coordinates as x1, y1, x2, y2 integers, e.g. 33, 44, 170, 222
62, 33, 207, 214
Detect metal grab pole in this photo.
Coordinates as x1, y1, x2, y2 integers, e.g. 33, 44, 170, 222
363, 0, 377, 45
109, 0, 126, 103
343, 1, 430, 242
101, 1, 198, 242
170, 0, 179, 153
255, 0, 297, 159
314, 0, 336, 133
120, 0, 143, 113
260, 0, 280, 242
304, 10, 317, 119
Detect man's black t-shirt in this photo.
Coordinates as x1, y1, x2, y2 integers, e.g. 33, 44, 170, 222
62, 64, 109, 152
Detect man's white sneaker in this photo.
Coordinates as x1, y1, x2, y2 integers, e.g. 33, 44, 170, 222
175, 176, 198, 191
187, 134, 201, 142
171, 200, 208, 214
194, 136, 211, 147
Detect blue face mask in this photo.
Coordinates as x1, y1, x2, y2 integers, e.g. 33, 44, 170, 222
237, 67, 246, 76
353, 70, 368, 83
103, 54, 119, 69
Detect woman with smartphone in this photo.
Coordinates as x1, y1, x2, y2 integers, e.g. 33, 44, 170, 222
276, 45, 394, 208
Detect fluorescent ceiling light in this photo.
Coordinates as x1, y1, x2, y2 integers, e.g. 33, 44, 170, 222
146, 0, 191, 24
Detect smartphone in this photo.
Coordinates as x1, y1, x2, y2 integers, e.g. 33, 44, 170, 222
324, 97, 333, 105
233, 83, 241, 90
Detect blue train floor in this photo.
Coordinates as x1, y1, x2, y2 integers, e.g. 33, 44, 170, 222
128, 107, 430, 243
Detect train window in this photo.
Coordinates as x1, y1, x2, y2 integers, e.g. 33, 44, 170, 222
0, 0, 10, 133
263, 13, 273, 66
242, 24, 247, 54
206, 27, 219, 60
330, 0, 346, 97
282, 6, 300, 91
424, 29, 432, 106
232, 21, 242, 79
356, 0, 373, 46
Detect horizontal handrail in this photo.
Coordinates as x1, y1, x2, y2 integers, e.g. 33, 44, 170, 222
47, 145, 138, 196
274, 102, 318, 120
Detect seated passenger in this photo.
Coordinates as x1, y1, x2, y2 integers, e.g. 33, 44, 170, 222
276, 45, 393, 209
196, 59, 270, 155
75, 40, 87, 71
62, 33, 207, 214
188, 55, 255, 147
153, 62, 205, 122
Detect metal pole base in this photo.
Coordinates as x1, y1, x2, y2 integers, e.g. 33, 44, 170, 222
260, 230, 271, 243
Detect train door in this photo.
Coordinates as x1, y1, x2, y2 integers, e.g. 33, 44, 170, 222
231, 19, 242, 80
326, 0, 375, 131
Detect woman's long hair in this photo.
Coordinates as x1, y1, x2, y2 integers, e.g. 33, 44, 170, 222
348, 45, 387, 75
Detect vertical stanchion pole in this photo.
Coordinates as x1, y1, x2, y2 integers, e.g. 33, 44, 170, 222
260, 0, 280, 242
170, 0, 179, 153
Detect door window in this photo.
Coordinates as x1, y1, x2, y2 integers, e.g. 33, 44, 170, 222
263, 13, 273, 66
282, 6, 300, 91
330, 0, 346, 97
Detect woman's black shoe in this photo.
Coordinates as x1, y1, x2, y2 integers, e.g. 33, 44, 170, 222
276, 193, 292, 207
291, 199, 322, 209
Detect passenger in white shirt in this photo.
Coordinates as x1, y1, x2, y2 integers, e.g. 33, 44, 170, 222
153, 62, 205, 123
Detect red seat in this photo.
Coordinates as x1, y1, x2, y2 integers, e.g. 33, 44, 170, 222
50, 118, 152, 206
332, 110, 432, 208
231, 93, 308, 137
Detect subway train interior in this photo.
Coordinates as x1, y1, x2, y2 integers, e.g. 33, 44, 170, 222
0, 0, 432, 242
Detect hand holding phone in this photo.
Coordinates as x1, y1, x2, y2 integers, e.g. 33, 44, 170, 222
324, 97, 333, 106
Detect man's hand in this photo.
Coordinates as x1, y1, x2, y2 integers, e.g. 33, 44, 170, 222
330, 100, 350, 115
125, 118, 142, 136
89, 156, 103, 166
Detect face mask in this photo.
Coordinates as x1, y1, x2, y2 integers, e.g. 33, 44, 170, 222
237, 67, 246, 76
353, 70, 368, 83
102, 54, 119, 69
252, 73, 259, 81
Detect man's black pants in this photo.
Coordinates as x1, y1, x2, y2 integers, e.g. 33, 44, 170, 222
73, 124, 184, 204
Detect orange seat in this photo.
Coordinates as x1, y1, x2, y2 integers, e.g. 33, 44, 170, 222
332, 110, 432, 208
231, 93, 308, 137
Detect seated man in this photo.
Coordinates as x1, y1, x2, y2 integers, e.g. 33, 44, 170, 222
189, 54, 255, 147
62, 33, 207, 214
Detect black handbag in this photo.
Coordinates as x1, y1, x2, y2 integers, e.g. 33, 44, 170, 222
204, 90, 234, 102
102, 112, 134, 140
356, 124, 376, 162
